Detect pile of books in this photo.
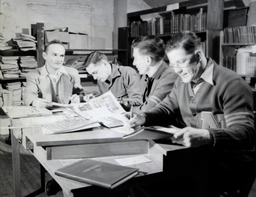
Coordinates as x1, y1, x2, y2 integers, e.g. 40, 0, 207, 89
20, 56, 37, 76
13, 34, 37, 51
0, 56, 20, 79
0, 34, 12, 51
0, 82, 22, 106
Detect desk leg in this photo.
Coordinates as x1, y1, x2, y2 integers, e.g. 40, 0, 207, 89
11, 129, 22, 197
25, 165, 46, 197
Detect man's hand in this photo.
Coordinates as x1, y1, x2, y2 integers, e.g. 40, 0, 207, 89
70, 94, 80, 104
83, 93, 95, 102
32, 98, 52, 108
167, 126, 212, 147
128, 113, 146, 128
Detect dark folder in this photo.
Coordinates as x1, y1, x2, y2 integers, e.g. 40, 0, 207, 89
55, 159, 139, 189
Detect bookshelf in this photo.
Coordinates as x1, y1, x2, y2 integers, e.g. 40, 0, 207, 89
121, 0, 224, 66
0, 43, 37, 106
220, 7, 256, 78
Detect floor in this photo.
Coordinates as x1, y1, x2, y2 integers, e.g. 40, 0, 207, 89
0, 134, 63, 197
1, 134, 256, 197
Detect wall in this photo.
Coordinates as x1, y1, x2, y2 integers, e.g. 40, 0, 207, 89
0, 0, 114, 49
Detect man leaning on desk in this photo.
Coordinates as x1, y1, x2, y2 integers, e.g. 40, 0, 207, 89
83, 51, 142, 111
129, 31, 256, 197
23, 39, 84, 195
24, 39, 84, 108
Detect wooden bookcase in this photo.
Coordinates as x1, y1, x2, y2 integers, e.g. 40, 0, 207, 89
219, 7, 256, 78
120, 0, 224, 66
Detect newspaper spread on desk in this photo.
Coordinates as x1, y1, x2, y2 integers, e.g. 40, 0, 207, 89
42, 91, 128, 134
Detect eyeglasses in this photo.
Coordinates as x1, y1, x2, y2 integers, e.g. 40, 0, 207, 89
169, 54, 194, 69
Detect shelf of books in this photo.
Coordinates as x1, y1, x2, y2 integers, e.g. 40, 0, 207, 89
0, 33, 38, 106
124, 0, 223, 65
220, 26, 256, 78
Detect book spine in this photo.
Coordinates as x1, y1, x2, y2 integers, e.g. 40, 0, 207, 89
55, 171, 111, 189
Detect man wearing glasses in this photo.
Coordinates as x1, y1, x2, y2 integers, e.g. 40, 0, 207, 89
129, 31, 255, 197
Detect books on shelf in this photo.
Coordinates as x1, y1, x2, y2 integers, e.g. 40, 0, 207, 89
0, 82, 23, 106
130, 8, 206, 37
0, 34, 13, 51
55, 159, 139, 189
0, 56, 21, 79
223, 26, 256, 44
13, 33, 37, 51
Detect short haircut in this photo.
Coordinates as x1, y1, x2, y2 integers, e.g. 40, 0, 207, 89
83, 51, 108, 67
45, 39, 66, 53
131, 35, 165, 63
165, 31, 202, 55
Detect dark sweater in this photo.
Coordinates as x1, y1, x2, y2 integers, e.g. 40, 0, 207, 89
145, 58, 255, 165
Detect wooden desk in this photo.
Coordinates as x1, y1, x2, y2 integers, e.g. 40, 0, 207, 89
4, 107, 210, 197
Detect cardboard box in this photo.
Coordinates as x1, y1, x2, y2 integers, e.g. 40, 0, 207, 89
45, 30, 70, 48
69, 33, 88, 49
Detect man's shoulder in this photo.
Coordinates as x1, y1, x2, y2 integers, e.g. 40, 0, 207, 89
213, 64, 242, 81
63, 66, 79, 76
118, 65, 137, 72
63, 66, 77, 72
158, 62, 178, 80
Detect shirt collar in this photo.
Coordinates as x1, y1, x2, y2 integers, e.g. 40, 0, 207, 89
107, 63, 121, 82
200, 58, 214, 86
151, 61, 168, 80
40, 65, 68, 77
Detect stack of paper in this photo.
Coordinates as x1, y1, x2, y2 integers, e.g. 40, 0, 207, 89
0, 56, 20, 79
1, 82, 22, 106
13, 34, 36, 51
0, 34, 12, 51
20, 56, 37, 76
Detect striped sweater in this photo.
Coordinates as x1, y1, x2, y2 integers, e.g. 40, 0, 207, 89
145, 58, 255, 162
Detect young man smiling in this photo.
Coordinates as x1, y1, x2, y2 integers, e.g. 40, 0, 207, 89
24, 39, 83, 107
129, 31, 255, 197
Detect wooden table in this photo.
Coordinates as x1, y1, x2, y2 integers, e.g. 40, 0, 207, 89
4, 107, 210, 197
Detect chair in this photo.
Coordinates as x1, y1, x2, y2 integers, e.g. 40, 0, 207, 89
237, 112, 256, 197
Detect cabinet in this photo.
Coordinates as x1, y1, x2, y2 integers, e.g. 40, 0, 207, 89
121, 0, 224, 66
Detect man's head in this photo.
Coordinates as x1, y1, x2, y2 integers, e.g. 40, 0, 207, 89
131, 35, 165, 75
43, 40, 66, 72
83, 51, 111, 82
165, 31, 204, 83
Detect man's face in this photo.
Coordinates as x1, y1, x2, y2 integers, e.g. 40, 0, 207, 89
167, 48, 199, 83
43, 44, 65, 71
86, 61, 110, 82
132, 47, 150, 75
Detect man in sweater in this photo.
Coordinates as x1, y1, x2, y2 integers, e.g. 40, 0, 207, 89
131, 35, 178, 112
129, 31, 255, 197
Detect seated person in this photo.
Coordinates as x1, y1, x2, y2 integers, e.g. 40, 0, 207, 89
83, 51, 142, 110
131, 35, 178, 112
24, 39, 84, 108
24, 39, 84, 195
129, 31, 256, 197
